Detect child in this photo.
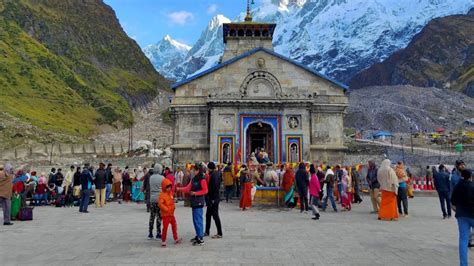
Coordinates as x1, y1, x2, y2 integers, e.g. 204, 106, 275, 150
158, 178, 182, 247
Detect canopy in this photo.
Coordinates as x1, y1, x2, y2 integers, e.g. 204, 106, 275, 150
373, 131, 393, 139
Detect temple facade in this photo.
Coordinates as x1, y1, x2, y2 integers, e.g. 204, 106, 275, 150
170, 17, 348, 165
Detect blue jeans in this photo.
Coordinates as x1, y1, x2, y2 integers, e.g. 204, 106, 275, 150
457, 217, 474, 266
437, 190, 451, 217
33, 194, 48, 206
105, 184, 112, 201
79, 189, 90, 212
224, 185, 234, 202
323, 187, 337, 211
192, 207, 204, 239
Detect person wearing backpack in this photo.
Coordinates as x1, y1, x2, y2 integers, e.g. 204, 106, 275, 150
79, 163, 93, 213
0, 164, 13, 225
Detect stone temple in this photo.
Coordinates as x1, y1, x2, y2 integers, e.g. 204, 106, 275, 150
170, 11, 348, 165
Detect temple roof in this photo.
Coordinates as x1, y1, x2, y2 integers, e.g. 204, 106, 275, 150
171, 47, 348, 91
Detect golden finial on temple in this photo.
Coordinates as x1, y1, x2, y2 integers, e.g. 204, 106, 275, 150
245, 0, 254, 22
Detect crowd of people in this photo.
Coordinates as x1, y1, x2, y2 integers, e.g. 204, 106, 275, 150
0, 158, 472, 263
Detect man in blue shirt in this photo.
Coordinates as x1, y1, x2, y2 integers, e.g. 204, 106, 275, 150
79, 163, 93, 213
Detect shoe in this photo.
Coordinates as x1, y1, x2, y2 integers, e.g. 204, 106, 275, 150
3, 222, 13, 226
468, 242, 473, 248
211, 235, 223, 239
321, 208, 326, 212
148, 233, 153, 240
316, 213, 320, 219
193, 239, 205, 246
190, 236, 198, 242
156, 233, 162, 240
443, 216, 447, 219
174, 238, 182, 244
404, 214, 409, 218
83, 211, 89, 213
333, 209, 338, 212
370, 211, 378, 214
161, 242, 167, 247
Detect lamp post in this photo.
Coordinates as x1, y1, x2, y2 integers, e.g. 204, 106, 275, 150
410, 126, 414, 153
400, 136, 405, 164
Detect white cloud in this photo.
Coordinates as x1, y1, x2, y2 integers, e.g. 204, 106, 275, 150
167, 11, 194, 25
207, 4, 218, 14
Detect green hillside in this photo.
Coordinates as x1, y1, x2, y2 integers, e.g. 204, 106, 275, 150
0, 0, 169, 148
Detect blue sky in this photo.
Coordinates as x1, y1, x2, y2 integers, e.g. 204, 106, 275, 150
104, 0, 257, 47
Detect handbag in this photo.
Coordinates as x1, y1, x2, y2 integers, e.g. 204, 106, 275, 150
18, 206, 34, 221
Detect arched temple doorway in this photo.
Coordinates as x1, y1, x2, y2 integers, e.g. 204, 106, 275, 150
246, 122, 274, 162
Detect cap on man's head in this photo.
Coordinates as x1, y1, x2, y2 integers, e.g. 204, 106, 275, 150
455, 160, 465, 166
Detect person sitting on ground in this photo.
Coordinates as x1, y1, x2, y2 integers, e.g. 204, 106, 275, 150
33, 177, 48, 206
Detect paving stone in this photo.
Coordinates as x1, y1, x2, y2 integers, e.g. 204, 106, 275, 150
0, 197, 471, 265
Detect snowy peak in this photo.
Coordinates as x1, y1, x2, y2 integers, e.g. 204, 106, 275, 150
143, 35, 190, 79
208, 14, 231, 31
163, 35, 191, 52
146, 0, 473, 83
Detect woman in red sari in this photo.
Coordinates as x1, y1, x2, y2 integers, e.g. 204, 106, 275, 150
239, 166, 252, 210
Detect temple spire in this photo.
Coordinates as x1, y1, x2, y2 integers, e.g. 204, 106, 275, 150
245, 0, 254, 22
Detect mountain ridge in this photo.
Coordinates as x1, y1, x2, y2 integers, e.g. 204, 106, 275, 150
148, 0, 473, 84
349, 9, 474, 96
0, 0, 169, 148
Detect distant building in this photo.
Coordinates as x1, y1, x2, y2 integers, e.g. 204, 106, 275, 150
170, 10, 348, 164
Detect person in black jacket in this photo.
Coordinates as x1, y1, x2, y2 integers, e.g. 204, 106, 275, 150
205, 162, 223, 238
79, 163, 94, 213
451, 169, 474, 266
295, 163, 309, 213
94, 163, 107, 208
105, 163, 113, 202
143, 165, 153, 213
433, 164, 451, 219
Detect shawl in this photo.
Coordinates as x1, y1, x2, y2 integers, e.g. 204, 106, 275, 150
377, 159, 399, 194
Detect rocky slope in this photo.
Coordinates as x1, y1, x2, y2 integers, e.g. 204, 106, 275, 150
153, 0, 473, 83
0, 0, 169, 148
350, 9, 474, 96
345, 85, 474, 133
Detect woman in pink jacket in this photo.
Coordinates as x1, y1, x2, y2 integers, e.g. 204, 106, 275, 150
309, 164, 321, 220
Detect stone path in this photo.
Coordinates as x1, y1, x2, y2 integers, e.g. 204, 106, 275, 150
0, 197, 470, 265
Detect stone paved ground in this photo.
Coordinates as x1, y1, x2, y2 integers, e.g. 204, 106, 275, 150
0, 196, 471, 265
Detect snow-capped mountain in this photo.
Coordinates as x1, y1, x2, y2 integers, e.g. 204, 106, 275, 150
165, 14, 231, 81
150, 0, 474, 83
143, 35, 191, 79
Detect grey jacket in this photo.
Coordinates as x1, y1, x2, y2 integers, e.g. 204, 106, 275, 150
149, 164, 164, 203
